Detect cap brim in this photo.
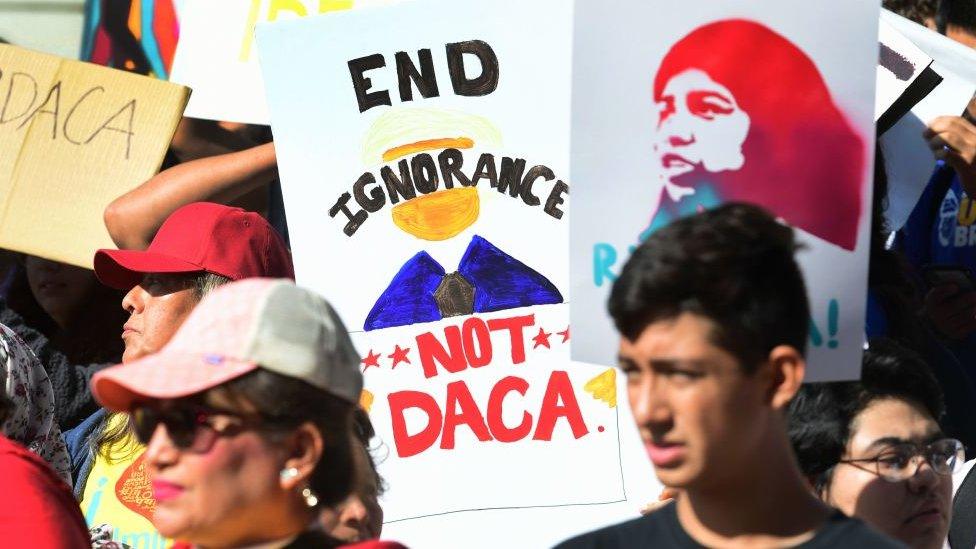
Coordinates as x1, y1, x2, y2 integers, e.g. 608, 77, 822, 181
94, 249, 205, 290
91, 353, 259, 412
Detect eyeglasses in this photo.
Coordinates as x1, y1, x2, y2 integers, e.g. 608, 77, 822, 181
131, 404, 266, 453
838, 438, 965, 482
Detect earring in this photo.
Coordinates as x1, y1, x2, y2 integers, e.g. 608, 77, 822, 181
301, 487, 319, 508
280, 467, 299, 481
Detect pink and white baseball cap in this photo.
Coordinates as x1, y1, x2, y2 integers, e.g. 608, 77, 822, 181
92, 278, 362, 412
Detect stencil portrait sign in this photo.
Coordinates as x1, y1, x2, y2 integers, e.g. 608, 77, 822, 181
570, 2, 879, 381
258, 0, 629, 530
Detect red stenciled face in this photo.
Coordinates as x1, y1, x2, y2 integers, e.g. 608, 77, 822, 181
655, 69, 750, 183
651, 19, 865, 251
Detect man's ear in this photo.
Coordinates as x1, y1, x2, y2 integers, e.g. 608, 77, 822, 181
279, 422, 325, 490
764, 345, 806, 410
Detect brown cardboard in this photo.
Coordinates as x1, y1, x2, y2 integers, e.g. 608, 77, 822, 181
0, 44, 189, 269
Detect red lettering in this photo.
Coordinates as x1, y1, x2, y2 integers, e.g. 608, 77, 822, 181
417, 326, 465, 378
534, 371, 589, 440
487, 376, 532, 442
487, 314, 535, 364
388, 390, 442, 458
441, 380, 492, 449
462, 317, 493, 367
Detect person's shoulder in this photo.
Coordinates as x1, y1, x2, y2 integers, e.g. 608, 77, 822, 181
554, 509, 672, 549
805, 512, 906, 548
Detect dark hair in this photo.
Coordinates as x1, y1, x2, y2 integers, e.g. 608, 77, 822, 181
942, 0, 976, 33
95, 271, 231, 460
883, 0, 938, 24
788, 338, 945, 493
352, 407, 386, 496
220, 369, 357, 509
608, 202, 809, 372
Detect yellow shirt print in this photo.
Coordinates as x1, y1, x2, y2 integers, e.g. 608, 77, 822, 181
80, 413, 173, 549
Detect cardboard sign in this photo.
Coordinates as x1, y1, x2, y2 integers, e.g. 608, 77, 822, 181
879, 9, 976, 230
170, 0, 389, 124
257, 0, 656, 545
570, 1, 879, 382
0, 44, 189, 268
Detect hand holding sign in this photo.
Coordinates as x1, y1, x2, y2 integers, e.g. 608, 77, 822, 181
926, 115, 976, 196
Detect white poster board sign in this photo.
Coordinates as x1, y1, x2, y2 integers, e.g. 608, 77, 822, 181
876, 20, 932, 122
879, 10, 976, 230
170, 0, 389, 124
570, 1, 879, 382
257, 1, 657, 546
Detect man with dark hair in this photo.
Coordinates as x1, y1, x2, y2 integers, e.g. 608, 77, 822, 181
557, 204, 899, 548
939, 0, 976, 45
789, 338, 956, 549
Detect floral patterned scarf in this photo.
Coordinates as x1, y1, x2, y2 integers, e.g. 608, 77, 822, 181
0, 323, 72, 485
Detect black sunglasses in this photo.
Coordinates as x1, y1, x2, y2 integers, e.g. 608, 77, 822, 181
131, 404, 265, 453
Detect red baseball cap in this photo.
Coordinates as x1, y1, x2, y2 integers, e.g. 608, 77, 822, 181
94, 202, 294, 290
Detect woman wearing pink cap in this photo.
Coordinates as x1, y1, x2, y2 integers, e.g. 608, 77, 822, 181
90, 278, 404, 549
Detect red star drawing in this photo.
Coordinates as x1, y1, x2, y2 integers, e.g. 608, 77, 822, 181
557, 326, 570, 343
389, 345, 412, 369
361, 350, 381, 372
532, 327, 552, 349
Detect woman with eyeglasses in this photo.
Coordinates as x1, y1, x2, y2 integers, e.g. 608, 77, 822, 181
788, 338, 959, 549
88, 279, 405, 549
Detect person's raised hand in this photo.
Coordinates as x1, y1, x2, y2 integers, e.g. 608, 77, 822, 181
926, 116, 976, 196
923, 283, 976, 340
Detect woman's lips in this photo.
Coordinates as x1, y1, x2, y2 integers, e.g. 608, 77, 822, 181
645, 441, 686, 467
152, 480, 184, 502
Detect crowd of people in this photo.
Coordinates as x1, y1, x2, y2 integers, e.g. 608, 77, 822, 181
8, 0, 976, 547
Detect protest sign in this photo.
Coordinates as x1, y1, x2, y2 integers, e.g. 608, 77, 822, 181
570, 1, 879, 382
0, 44, 188, 269
81, 0, 180, 79
257, 0, 657, 545
878, 10, 976, 230
876, 20, 940, 135
170, 0, 389, 124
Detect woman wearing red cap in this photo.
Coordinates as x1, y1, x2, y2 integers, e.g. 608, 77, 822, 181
644, 19, 866, 252
90, 279, 404, 549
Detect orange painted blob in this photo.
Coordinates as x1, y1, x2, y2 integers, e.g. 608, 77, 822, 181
392, 187, 480, 241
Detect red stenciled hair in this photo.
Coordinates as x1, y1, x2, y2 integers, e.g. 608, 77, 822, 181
654, 19, 865, 251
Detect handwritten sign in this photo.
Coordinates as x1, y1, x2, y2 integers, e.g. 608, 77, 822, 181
170, 0, 389, 124
257, 0, 651, 544
569, 1, 879, 382
0, 44, 188, 268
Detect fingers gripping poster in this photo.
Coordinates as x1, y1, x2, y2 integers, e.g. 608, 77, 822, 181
570, 1, 879, 381
258, 0, 629, 526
